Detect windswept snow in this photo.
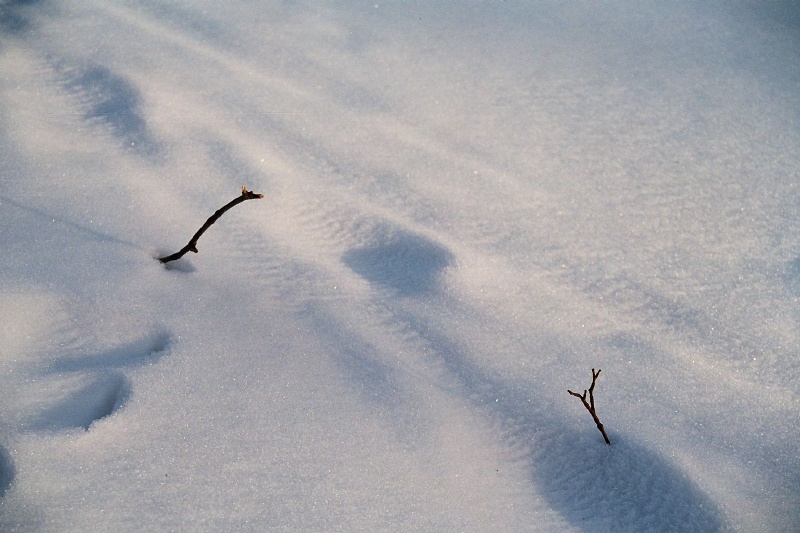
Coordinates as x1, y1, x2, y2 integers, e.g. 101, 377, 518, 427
1, 1, 799, 531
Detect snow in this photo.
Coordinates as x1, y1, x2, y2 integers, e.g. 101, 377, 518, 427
1, 0, 799, 531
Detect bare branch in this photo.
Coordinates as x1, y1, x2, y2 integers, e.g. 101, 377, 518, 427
159, 186, 264, 264
568, 368, 611, 445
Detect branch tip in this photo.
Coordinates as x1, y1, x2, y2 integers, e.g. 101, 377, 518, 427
242, 185, 264, 199
568, 368, 611, 445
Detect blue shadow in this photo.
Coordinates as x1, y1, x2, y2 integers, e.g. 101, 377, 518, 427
31, 373, 131, 431
0, 0, 41, 35
402, 313, 728, 532
59, 61, 162, 159
0, 445, 14, 498
343, 229, 453, 296
49, 331, 171, 373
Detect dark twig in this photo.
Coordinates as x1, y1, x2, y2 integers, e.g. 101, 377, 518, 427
568, 368, 611, 445
158, 186, 264, 264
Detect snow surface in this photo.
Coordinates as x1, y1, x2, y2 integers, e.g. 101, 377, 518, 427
1, 1, 799, 531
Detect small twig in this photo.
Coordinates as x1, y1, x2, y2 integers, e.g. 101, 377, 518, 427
158, 186, 264, 264
568, 368, 611, 445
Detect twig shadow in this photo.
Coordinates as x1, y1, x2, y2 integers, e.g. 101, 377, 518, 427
153, 252, 196, 273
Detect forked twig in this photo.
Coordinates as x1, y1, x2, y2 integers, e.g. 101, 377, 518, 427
568, 368, 611, 445
158, 186, 264, 264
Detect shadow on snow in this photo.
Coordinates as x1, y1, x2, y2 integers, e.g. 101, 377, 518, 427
0, 0, 41, 36
343, 228, 453, 296
0, 445, 14, 499
30, 373, 131, 431
54, 59, 163, 159
404, 314, 729, 533
32, 330, 172, 432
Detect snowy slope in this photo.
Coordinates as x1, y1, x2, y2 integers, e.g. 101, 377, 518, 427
1, 1, 799, 531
